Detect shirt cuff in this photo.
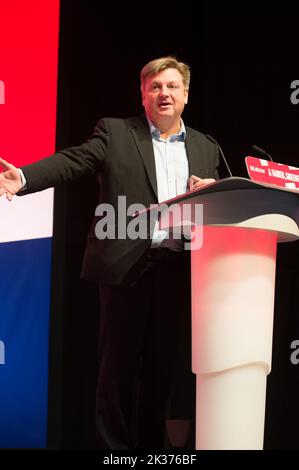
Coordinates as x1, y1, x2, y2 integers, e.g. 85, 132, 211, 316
18, 169, 27, 191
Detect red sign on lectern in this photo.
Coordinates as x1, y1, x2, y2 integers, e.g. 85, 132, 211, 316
245, 156, 299, 191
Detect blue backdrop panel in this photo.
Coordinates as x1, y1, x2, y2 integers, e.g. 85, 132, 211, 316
0, 238, 52, 447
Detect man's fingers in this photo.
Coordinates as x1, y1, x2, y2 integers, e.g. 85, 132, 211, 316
189, 175, 201, 183
0, 187, 13, 200
0, 179, 12, 191
0, 157, 16, 171
188, 175, 202, 191
192, 178, 216, 190
201, 178, 216, 185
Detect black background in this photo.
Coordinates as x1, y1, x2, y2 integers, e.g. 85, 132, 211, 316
47, 1, 299, 449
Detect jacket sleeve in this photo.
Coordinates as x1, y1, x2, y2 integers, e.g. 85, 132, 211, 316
19, 119, 109, 194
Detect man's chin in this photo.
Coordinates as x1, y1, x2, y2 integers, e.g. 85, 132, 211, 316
158, 106, 173, 113
156, 111, 174, 119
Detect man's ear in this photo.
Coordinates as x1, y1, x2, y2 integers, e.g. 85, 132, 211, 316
184, 90, 189, 104
141, 86, 145, 106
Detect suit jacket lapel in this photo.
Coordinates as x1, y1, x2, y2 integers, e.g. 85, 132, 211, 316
130, 117, 209, 200
185, 128, 200, 176
186, 127, 213, 178
130, 115, 158, 200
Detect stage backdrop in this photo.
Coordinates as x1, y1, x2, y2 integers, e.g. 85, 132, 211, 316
0, 0, 60, 447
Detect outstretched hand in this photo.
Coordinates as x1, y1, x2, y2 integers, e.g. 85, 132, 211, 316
0, 157, 23, 201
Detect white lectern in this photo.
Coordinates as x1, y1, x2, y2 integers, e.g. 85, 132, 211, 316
154, 177, 299, 450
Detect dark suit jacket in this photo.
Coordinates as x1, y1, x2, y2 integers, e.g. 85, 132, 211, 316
21, 115, 219, 285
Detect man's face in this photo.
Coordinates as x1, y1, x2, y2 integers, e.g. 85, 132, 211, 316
141, 68, 188, 124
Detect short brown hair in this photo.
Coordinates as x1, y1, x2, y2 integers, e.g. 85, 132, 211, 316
140, 56, 191, 91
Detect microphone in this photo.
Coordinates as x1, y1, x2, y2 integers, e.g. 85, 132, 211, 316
206, 134, 233, 177
252, 144, 273, 162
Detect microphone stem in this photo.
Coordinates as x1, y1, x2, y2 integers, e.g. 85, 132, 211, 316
218, 144, 233, 177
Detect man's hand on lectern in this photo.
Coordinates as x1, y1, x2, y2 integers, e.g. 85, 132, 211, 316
188, 175, 216, 191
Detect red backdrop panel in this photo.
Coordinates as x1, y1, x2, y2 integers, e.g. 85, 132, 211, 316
0, 0, 60, 166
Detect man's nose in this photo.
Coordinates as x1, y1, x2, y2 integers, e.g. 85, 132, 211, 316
159, 85, 169, 96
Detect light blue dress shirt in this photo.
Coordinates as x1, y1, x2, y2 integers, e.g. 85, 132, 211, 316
147, 118, 189, 249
